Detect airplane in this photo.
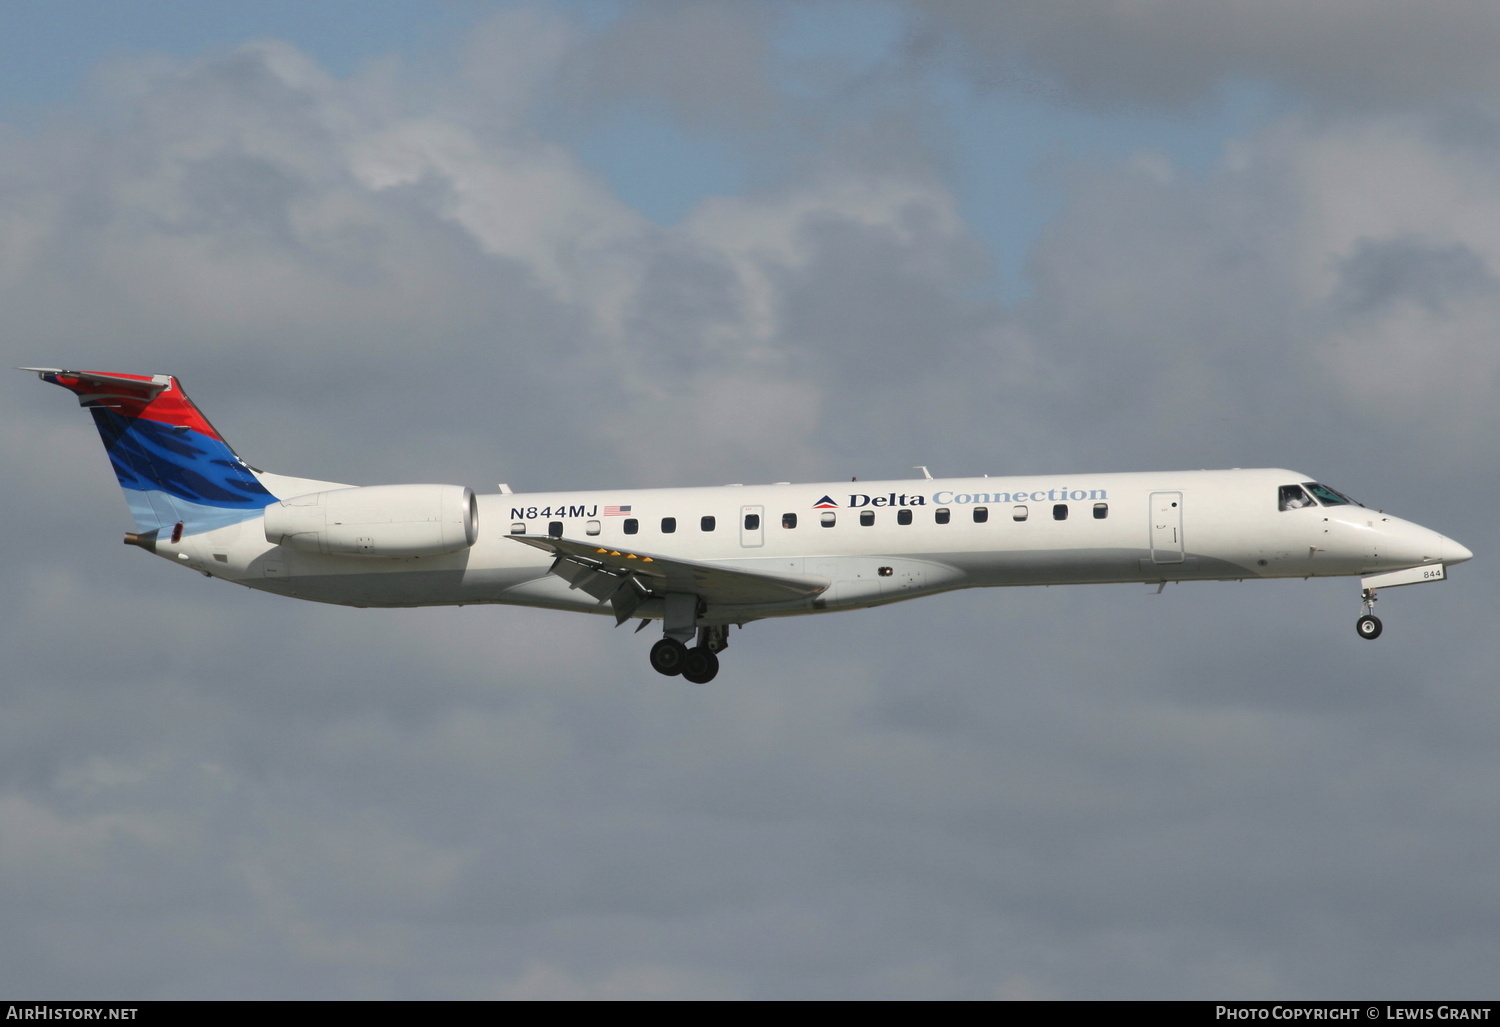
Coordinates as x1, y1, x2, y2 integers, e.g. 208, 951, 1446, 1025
27, 368, 1473, 683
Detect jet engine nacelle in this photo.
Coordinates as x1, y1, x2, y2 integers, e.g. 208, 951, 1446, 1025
264, 484, 478, 558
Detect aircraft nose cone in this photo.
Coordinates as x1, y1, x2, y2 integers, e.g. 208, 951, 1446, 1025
1445, 537, 1474, 565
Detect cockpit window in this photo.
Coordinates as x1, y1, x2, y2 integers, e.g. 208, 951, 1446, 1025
1303, 482, 1360, 507
1279, 484, 1314, 511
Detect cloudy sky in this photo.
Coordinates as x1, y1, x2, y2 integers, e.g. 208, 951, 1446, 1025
4, 0, 1498, 999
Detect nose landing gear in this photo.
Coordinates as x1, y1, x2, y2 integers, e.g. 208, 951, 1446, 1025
1356, 588, 1383, 640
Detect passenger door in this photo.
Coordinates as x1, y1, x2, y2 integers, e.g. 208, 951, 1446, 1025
1149, 491, 1184, 563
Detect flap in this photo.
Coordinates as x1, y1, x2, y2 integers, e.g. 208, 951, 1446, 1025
510, 535, 829, 607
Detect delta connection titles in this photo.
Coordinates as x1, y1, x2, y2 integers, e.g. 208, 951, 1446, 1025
850, 487, 1108, 507
1216, 1010, 1489, 1021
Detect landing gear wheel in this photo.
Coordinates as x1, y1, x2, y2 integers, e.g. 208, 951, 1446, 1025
681, 647, 720, 684
1356, 614, 1383, 640
650, 638, 688, 676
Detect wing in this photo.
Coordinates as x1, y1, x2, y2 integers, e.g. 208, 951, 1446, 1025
510, 535, 829, 623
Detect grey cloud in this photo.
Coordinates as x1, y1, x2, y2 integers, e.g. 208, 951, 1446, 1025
905, 0, 1500, 113
617, 235, 744, 370
176, 154, 306, 244
1014, 159, 1311, 471
554, 0, 780, 132
1330, 235, 1497, 317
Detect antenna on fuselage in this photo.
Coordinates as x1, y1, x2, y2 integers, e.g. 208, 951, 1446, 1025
914, 466, 933, 479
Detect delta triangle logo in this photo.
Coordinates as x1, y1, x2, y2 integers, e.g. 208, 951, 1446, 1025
812, 495, 838, 509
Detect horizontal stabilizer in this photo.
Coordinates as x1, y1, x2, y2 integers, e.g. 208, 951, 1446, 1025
21, 368, 172, 401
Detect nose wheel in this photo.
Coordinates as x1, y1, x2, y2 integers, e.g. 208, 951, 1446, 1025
1356, 588, 1383, 640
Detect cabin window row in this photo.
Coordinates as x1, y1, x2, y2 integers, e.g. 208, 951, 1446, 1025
511, 515, 721, 537
510, 503, 1109, 536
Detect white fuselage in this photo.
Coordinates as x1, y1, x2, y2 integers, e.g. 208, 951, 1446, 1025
158, 468, 1467, 626
34, 368, 1467, 678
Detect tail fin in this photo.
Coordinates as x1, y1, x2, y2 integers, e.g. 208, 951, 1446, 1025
27, 368, 275, 534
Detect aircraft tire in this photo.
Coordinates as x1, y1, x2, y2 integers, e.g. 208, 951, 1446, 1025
650, 638, 688, 675
1357, 614, 1383, 640
681, 647, 720, 684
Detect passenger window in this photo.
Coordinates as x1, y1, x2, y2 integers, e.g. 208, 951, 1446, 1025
935, 508, 951, 524
1279, 484, 1314, 511
820, 511, 836, 527
1053, 504, 1068, 521
661, 517, 676, 533
1093, 503, 1108, 520
1013, 505, 1028, 522
510, 522, 525, 535
548, 521, 563, 537
586, 520, 601, 536
860, 510, 875, 527
624, 518, 638, 534
744, 513, 760, 531
701, 516, 715, 532
782, 513, 797, 529
897, 509, 912, 526
973, 507, 988, 523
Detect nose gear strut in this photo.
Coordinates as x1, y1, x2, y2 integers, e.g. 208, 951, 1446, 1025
1356, 588, 1382, 640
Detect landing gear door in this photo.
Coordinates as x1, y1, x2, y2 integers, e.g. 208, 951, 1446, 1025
1150, 491, 1184, 564
740, 505, 765, 548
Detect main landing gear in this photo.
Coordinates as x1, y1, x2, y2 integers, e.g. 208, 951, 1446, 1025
1356, 588, 1383, 640
648, 623, 729, 684
645, 594, 729, 682
649, 638, 718, 683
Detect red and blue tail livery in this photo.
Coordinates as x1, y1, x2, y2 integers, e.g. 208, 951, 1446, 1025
28, 368, 273, 534
28, 368, 1471, 681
